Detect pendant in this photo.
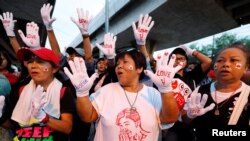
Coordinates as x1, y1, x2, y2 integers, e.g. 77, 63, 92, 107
130, 107, 137, 114
214, 109, 220, 116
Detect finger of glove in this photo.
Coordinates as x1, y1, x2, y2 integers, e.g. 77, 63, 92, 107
89, 73, 99, 83
200, 94, 208, 107
50, 18, 56, 24
39, 92, 47, 108
112, 35, 117, 43
26, 22, 32, 34
144, 70, 156, 81
190, 92, 197, 106
168, 54, 176, 67
6, 12, 10, 20
78, 57, 87, 73
45, 3, 51, 12
18, 30, 27, 43
71, 17, 82, 29
9, 12, 13, 20
3, 12, 7, 20
156, 54, 162, 69
141, 14, 149, 26
73, 57, 83, 73
84, 10, 90, 20
48, 4, 53, 14
194, 93, 201, 105
63, 67, 74, 80
77, 8, 82, 20
104, 33, 109, 43
162, 52, 169, 66
186, 97, 192, 108
132, 22, 137, 33
174, 62, 184, 73
33, 86, 45, 102
40, 4, 46, 14
68, 60, 78, 74
35, 85, 44, 95
138, 14, 143, 27
148, 20, 154, 31
203, 103, 215, 114
96, 43, 105, 53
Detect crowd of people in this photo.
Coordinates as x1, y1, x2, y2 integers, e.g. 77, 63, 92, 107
0, 2, 249, 141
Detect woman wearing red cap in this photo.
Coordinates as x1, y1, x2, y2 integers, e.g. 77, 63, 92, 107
2, 47, 75, 141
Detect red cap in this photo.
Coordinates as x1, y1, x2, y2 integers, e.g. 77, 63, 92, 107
17, 47, 60, 66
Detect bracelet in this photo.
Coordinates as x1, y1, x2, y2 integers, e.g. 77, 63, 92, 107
41, 114, 50, 124
83, 34, 90, 38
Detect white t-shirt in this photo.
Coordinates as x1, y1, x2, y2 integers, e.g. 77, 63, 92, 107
90, 82, 173, 141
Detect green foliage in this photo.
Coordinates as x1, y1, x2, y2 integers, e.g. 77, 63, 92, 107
189, 33, 250, 58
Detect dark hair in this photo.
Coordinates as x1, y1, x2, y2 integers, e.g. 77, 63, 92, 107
0, 50, 15, 73
214, 42, 250, 66
115, 48, 146, 80
96, 57, 106, 65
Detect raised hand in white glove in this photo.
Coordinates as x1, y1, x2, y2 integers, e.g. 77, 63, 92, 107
0, 96, 5, 118
0, 12, 16, 36
179, 45, 195, 56
186, 87, 215, 119
31, 85, 48, 122
71, 8, 92, 35
96, 32, 117, 59
144, 52, 182, 93
132, 14, 154, 45
18, 22, 41, 49
40, 3, 56, 31
64, 57, 98, 97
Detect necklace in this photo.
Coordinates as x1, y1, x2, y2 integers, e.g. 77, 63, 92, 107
214, 89, 236, 116
122, 86, 140, 114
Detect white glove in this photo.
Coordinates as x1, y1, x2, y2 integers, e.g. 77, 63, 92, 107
132, 14, 154, 45
31, 85, 47, 122
40, 3, 56, 31
96, 32, 117, 59
144, 52, 182, 93
64, 57, 98, 97
0, 12, 16, 36
71, 8, 92, 35
179, 45, 195, 56
18, 22, 41, 49
0, 96, 5, 118
186, 87, 215, 119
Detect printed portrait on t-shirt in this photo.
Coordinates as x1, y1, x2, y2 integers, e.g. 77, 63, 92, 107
116, 108, 150, 141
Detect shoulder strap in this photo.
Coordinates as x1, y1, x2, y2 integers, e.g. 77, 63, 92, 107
18, 86, 25, 97
60, 87, 66, 99
228, 85, 250, 125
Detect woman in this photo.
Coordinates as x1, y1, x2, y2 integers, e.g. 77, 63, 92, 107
7, 47, 75, 141
183, 43, 250, 139
0, 50, 19, 85
64, 49, 182, 141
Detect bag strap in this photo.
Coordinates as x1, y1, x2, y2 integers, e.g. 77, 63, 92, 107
228, 84, 250, 125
